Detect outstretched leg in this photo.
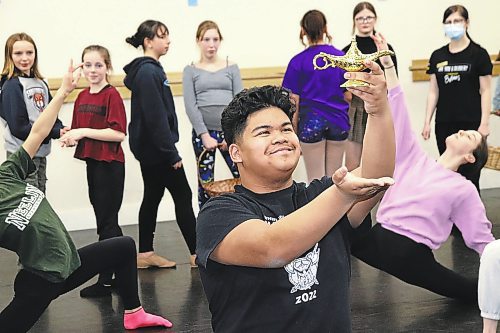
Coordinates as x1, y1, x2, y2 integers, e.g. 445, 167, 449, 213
0, 237, 172, 332
353, 224, 478, 303
60, 236, 141, 308
62, 236, 172, 329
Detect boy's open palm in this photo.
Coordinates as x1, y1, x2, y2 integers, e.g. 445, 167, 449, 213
332, 166, 394, 203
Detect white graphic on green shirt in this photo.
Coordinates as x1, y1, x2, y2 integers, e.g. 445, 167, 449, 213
285, 243, 320, 293
5, 184, 44, 231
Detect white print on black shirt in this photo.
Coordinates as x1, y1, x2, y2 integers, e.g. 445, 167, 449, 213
263, 215, 284, 224
285, 242, 320, 303
437, 63, 469, 85
437, 64, 469, 73
4, 184, 44, 231
264, 214, 320, 304
444, 74, 460, 84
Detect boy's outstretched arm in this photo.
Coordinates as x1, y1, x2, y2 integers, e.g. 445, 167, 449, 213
346, 59, 395, 227
211, 167, 393, 268
22, 61, 81, 158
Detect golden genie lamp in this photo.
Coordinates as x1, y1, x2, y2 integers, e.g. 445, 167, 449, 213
313, 36, 394, 87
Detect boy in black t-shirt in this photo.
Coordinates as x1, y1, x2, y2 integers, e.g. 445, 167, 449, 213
196, 60, 396, 332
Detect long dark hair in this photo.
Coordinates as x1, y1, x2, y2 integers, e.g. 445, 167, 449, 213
458, 135, 489, 176
126, 20, 169, 49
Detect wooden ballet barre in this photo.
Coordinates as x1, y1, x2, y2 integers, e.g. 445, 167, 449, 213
409, 54, 499, 82
48, 66, 286, 103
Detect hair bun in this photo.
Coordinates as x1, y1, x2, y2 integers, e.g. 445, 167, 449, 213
125, 35, 141, 48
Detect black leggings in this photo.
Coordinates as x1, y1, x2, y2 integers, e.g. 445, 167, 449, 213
86, 159, 124, 241
86, 159, 125, 284
0, 236, 141, 333
351, 224, 477, 304
138, 162, 196, 254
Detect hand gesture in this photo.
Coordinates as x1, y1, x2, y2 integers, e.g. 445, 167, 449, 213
332, 166, 394, 204
59, 137, 78, 147
345, 60, 388, 115
59, 60, 82, 97
371, 32, 392, 68
60, 128, 85, 147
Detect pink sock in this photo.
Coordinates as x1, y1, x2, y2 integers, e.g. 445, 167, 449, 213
124, 307, 173, 330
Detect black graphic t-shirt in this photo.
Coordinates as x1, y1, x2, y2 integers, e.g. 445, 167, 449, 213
426, 42, 492, 123
196, 177, 353, 332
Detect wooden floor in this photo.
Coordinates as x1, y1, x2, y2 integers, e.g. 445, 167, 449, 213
1, 188, 499, 333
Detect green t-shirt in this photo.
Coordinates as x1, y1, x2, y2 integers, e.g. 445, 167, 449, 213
0, 148, 81, 282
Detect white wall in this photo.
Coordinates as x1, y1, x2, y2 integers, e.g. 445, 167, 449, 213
0, 0, 498, 231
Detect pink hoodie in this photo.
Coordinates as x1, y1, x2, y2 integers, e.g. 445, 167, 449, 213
376, 85, 494, 255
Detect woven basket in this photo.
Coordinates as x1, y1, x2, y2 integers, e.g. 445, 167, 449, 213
198, 148, 241, 197
485, 146, 500, 170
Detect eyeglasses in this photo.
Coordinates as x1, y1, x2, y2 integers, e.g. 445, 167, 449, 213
355, 16, 375, 23
444, 18, 465, 25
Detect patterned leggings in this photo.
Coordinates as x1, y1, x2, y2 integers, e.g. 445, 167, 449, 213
192, 130, 239, 208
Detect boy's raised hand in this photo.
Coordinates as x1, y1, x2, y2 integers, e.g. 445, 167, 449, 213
345, 60, 388, 116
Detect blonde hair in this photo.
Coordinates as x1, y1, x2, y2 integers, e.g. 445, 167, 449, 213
196, 20, 223, 41
1, 33, 43, 79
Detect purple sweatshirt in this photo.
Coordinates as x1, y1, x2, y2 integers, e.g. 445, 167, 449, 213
377, 85, 494, 255
282, 44, 349, 132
